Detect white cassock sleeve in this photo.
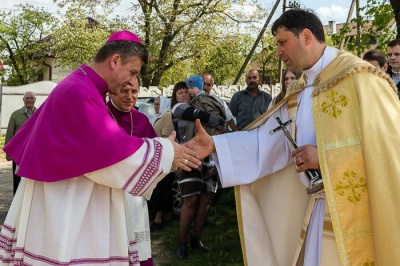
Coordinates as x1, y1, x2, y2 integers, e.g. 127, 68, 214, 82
86, 137, 174, 200
212, 105, 294, 188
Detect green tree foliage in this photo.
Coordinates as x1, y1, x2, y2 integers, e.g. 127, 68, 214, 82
50, 3, 129, 69
0, 4, 58, 85
332, 0, 396, 55
135, 0, 265, 87
54, 0, 265, 87
252, 33, 279, 84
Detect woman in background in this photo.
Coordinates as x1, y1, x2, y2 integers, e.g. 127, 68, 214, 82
270, 68, 301, 107
149, 95, 175, 232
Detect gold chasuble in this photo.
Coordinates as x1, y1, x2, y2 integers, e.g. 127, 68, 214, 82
234, 51, 400, 266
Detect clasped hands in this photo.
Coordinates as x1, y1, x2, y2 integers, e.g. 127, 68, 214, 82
168, 119, 215, 171
169, 120, 321, 173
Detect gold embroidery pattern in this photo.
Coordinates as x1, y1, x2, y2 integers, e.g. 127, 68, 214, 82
312, 61, 398, 97
334, 170, 367, 203
363, 259, 375, 266
344, 226, 372, 239
320, 90, 348, 119
324, 136, 361, 151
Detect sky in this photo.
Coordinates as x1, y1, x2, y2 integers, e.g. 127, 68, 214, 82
0, 0, 368, 25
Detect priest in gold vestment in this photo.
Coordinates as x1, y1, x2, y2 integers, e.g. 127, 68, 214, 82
186, 9, 400, 266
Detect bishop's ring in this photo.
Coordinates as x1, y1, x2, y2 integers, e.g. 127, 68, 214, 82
184, 159, 189, 165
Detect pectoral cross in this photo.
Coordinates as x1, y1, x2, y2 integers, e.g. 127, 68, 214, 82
270, 116, 324, 195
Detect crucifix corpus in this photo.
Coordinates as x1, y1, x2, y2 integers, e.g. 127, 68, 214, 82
270, 116, 324, 194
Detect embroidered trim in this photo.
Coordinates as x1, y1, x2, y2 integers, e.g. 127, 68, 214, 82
123, 140, 151, 192
130, 139, 163, 195
343, 226, 372, 239
312, 63, 398, 97
133, 230, 150, 243
1, 224, 142, 265
2, 248, 131, 265
287, 62, 397, 98
1, 224, 15, 233
324, 136, 361, 151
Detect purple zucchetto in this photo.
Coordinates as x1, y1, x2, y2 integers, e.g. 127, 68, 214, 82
107, 30, 142, 44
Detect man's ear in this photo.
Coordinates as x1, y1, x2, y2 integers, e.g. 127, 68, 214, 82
301, 29, 313, 45
110, 54, 121, 69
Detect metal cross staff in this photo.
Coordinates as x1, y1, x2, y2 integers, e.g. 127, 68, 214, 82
270, 116, 324, 195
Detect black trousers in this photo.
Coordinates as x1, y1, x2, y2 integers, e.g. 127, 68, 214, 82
12, 161, 21, 195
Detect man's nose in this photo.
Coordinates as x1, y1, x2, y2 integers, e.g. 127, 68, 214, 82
276, 47, 283, 57
127, 76, 137, 86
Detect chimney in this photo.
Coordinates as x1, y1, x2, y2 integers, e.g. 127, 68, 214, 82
328, 21, 336, 35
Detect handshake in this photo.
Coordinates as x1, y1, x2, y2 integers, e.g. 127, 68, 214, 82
168, 120, 216, 172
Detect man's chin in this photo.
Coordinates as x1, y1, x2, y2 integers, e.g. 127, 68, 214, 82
123, 104, 134, 111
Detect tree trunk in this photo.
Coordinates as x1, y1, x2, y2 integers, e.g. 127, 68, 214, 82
390, 0, 400, 38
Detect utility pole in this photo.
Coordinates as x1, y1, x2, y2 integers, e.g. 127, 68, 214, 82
355, 0, 361, 57
339, 0, 356, 50
232, 0, 281, 85
278, 1, 301, 84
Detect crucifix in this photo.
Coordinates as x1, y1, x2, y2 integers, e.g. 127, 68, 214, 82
270, 116, 324, 194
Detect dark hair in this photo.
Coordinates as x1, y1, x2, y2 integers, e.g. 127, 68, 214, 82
274, 69, 302, 105
271, 8, 325, 43
94, 41, 148, 64
171, 81, 188, 108
387, 38, 400, 48
246, 69, 259, 78
362, 49, 387, 68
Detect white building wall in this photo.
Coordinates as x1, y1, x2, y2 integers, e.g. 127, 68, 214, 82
1, 81, 57, 134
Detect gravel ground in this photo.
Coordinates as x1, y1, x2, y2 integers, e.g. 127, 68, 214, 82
0, 152, 12, 228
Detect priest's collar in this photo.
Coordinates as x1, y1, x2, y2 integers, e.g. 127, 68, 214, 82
303, 46, 340, 86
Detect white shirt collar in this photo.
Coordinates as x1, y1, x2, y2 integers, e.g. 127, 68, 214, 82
391, 68, 400, 76
303, 46, 340, 85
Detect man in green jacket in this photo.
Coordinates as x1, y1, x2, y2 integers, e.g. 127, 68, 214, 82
5, 91, 37, 195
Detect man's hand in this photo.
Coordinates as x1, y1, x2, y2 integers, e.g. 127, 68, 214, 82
291, 144, 320, 173
167, 131, 201, 171
184, 119, 215, 160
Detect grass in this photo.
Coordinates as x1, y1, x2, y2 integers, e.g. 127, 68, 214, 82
151, 187, 244, 266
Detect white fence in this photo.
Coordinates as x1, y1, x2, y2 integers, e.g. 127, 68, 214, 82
1, 81, 282, 134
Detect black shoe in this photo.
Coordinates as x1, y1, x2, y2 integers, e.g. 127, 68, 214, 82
177, 241, 187, 260
150, 222, 163, 232
190, 235, 210, 252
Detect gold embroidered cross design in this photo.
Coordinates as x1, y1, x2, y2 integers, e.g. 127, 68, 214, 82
334, 170, 367, 203
320, 90, 348, 119
363, 259, 375, 266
